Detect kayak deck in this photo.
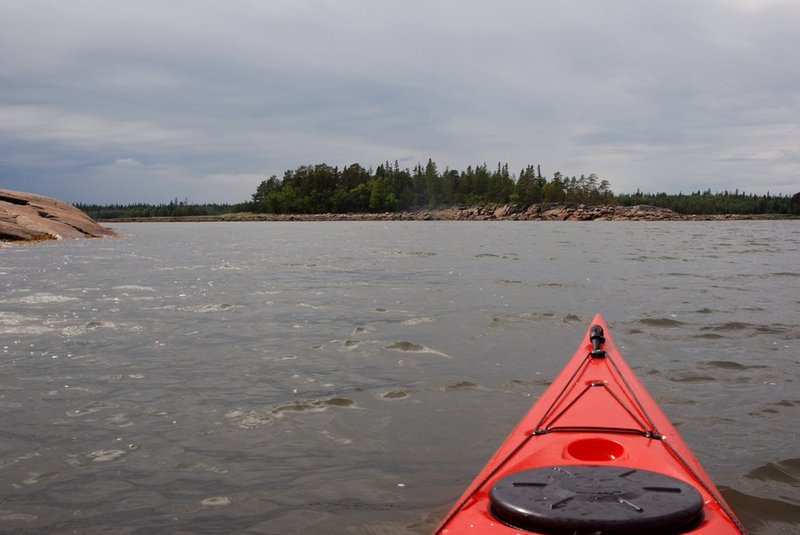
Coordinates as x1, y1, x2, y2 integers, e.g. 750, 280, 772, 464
435, 314, 745, 534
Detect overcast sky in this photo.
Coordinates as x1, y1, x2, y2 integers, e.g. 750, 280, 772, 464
2, 1, 798, 204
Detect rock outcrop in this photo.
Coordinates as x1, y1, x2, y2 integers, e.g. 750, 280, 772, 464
182, 203, 735, 222
100, 203, 756, 224
426, 203, 747, 221
0, 189, 117, 243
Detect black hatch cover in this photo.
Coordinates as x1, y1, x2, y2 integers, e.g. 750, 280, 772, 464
489, 465, 704, 534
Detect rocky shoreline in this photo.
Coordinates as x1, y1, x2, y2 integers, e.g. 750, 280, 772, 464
1, 189, 117, 243
106, 203, 759, 223
0, 192, 773, 244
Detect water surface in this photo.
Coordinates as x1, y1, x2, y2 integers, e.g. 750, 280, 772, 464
1, 221, 798, 534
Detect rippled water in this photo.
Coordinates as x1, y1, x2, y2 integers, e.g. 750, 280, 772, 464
1, 221, 798, 534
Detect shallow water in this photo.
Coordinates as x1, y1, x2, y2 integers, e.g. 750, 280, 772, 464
1, 221, 798, 534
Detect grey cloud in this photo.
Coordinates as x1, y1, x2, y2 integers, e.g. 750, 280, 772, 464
1, 0, 797, 203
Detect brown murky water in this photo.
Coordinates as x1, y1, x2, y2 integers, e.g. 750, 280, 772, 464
1, 221, 797, 534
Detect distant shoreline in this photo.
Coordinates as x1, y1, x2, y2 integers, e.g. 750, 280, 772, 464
98, 204, 797, 223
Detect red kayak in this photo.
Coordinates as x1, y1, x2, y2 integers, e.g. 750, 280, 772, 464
435, 314, 745, 534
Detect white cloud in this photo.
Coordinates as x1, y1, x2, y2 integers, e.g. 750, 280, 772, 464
724, 0, 793, 11
0, 105, 190, 148
113, 158, 142, 167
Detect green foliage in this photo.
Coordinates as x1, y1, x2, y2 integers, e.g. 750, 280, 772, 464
249, 160, 795, 215
76, 198, 241, 220
250, 160, 612, 214
616, 189, 798, 215
77, 161, 798, 218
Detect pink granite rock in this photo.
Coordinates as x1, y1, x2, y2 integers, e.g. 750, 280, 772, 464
0, 189, 116, 242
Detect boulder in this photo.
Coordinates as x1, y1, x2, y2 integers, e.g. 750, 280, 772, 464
0, 189, 117, 243
541, 207, 571, 220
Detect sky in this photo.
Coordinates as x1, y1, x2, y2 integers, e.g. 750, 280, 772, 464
1, 0, 798, 204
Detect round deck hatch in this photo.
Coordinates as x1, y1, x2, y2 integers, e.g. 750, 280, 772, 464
489, 465, 703, 534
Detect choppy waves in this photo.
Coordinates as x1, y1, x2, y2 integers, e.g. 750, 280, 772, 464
0, 221, 797, 533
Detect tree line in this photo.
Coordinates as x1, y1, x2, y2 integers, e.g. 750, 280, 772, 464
249, 160, 613, 214
76, 199, 236, 219
616, 189, 800, 215
77, 160, 800, 219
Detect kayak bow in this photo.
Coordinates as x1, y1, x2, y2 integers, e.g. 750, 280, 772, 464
435, 314, 745, 534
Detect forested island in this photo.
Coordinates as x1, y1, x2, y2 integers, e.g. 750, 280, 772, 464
78, 160, 800, 220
